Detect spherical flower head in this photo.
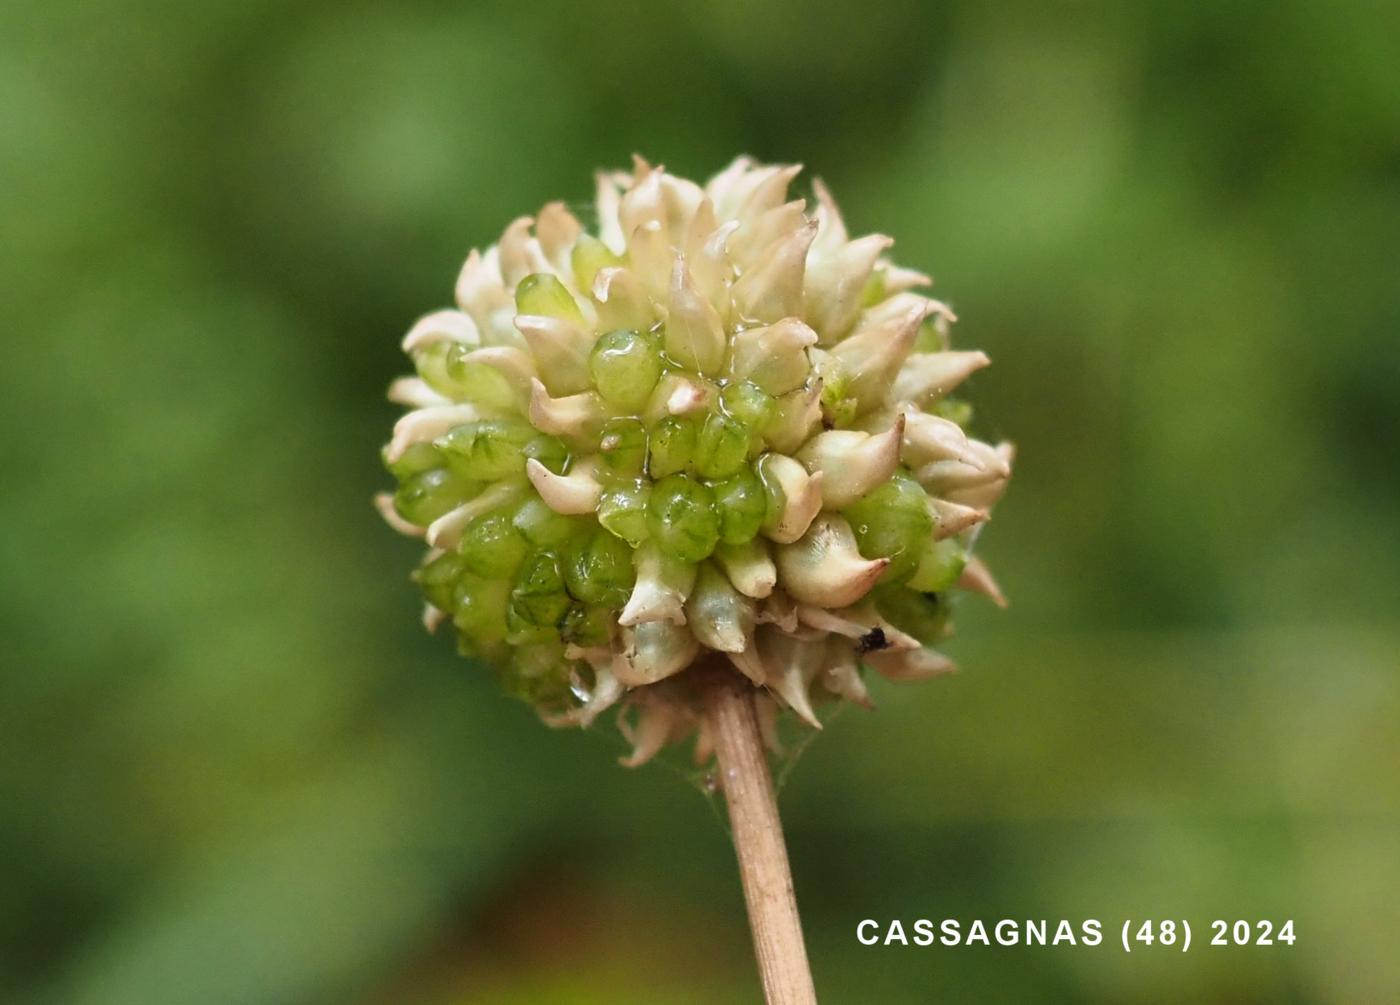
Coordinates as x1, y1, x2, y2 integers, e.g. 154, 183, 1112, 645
377, 157, 1012, 766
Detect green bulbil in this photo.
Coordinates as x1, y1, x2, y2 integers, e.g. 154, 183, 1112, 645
515, 273, 585, 325
648, 414, 699, 478
499, 641, 571, 703
859, 269, 887, 309
935, 398, 973, 428
844, 470, 934, 583
458, 511, 529, 578
906, 537, 967, 593
914, 317, 943, 353
598, 416, 648, 476
436, 419, 535, 480
385, 440, 443, 481
509, 551, 573, 627
570, 233, 622, 294
513, 497, 586, 549
512, 639, 568, 679
563, 528, 636, 607
819, 362, 859, 427
505, 600, 558, 646
523, 433, 569, 474
755, 455, 789, 528
393, 467, 474, 526
442, 344, 519, 410
457, 635, 508, 665
414, 551, 465, 612
412, 341, 457, 398
452, 573, 510, 646
597, 480, 651, 545
722, 380, 778, 453
561, 603, 613, 648
694, 412, 749, 479
719, 380, 776, 434
647, 474, 721, 562
874, 585, 950, 647
711, 466, 768, 544
590, 329, 662, 411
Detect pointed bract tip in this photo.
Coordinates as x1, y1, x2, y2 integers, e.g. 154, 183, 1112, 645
865, 647, 957, 682
525, 458, 602, 515
958, 555, 1008, 608
931, 497, 989, 540
776, 515, 890, 607
402, 309, 479, 354
761, 456, 824, 544
374, 493, 425, 539
796, 416, 904, 510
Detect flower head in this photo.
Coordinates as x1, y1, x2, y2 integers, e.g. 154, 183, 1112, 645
378, 157, 1012, 765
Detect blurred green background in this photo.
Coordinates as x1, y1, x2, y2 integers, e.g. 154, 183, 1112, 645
4, 0, 1398, 1001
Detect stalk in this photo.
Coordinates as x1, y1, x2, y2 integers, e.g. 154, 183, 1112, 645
702, 667, 818, 1005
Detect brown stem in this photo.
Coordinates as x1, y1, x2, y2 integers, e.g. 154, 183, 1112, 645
702, 668, 818, 1005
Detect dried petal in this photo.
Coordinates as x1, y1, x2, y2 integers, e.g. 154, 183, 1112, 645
806, 234, 892, 343
829, 301, 922, 408
535, 201, 582, 273
728, 317, 818, 395
759, 454, 824, 544
665, 254, 727, 375
374, 492, 426, 538
891, 350, 990, 406
387, 404, 482, 463
526, 457, 603, 515
930, 497, 990, 540
615, 621, 700, 687
713, 538, 778, 599
515, 314, 595, 396
499, 216, 550, 286
402, 309, 480, 354
619, 540, 697, 626
864, 646, 956, 681
426, 482, 523, 550
796, 416, 905, 510
775, 514, 889, 607
592, 266, 655, 332
957, 555, 1008, 607
387, 377, 449, 409
686, 563, 757, 654
901, 410, 981, 468
731, 220, 817, 323
528, 378, 608, 442
764, 381, 823, 455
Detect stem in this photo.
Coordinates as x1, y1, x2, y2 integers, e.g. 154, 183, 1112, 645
702, 668, 818, 1005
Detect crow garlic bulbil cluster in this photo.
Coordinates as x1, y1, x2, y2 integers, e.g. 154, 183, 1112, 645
377, 157, 1011, 766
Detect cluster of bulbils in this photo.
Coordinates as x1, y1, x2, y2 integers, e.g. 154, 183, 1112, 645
377, 157, 1011, 767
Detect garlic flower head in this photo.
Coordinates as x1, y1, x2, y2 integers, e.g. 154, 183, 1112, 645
378, 157, 1012, 767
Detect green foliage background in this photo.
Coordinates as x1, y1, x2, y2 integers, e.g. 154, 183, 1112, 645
3, 0, 1398, 1001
